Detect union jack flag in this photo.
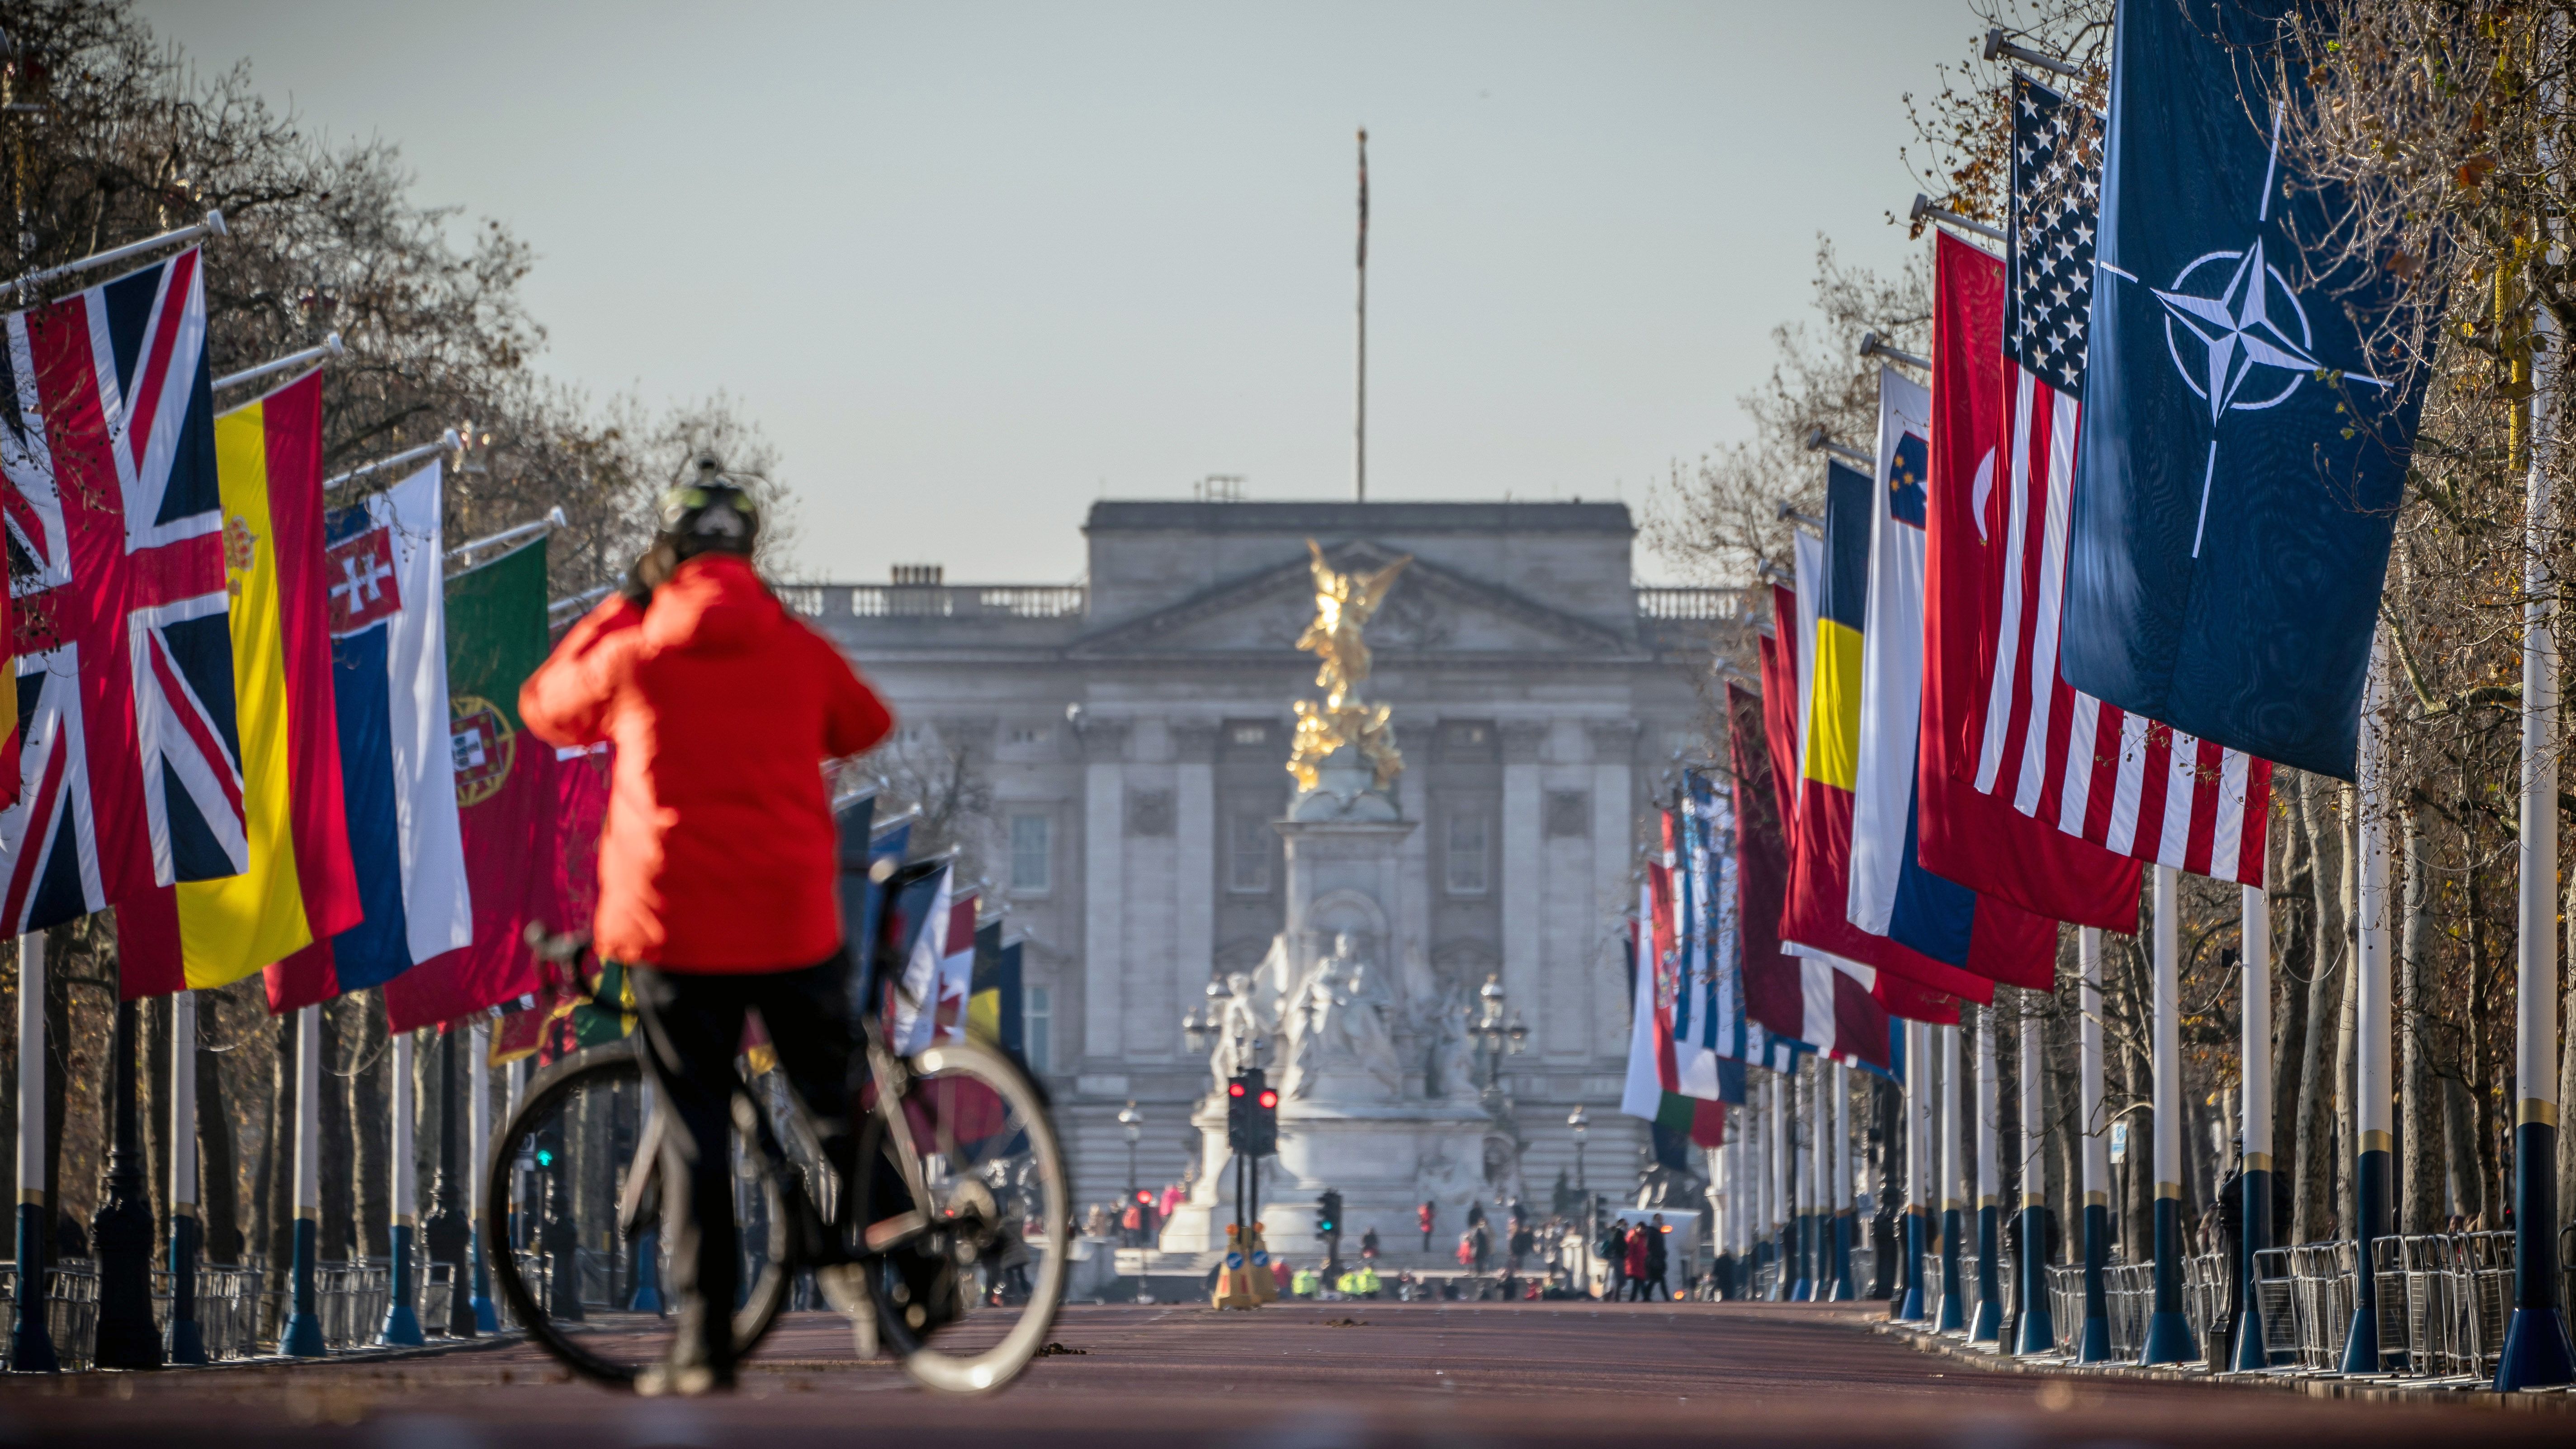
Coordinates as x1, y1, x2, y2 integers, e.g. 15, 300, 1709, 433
0, 246, 246, 932
1970, 77, 2271, 884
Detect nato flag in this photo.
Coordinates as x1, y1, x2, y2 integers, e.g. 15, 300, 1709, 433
2058, 0, 2434, 780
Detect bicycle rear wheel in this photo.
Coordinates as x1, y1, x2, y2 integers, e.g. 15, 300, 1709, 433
483, 1042, 793, 1387
852, 1037, 1069, 1394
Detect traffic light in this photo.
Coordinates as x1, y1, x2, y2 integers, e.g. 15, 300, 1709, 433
1225, 1073, 1251, 1152
1242, 1068, 1278, 1156
1316, 1188, 1342, 1238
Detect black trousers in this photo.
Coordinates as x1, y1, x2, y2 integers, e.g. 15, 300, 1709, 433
630, 958, 855, 1374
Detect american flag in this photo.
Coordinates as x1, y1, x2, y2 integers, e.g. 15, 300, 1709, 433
1970, 76, 2271, 886
0, 247, 248, 931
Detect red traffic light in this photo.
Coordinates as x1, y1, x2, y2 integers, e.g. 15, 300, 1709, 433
1229, 1081, 1246, 1097
1257, 1090, 1278, 1109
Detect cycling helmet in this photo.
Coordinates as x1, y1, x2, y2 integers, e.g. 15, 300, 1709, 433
658, 453, 760, 558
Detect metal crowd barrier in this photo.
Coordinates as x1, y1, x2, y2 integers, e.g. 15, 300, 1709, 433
1848, 1246, 1877, 1298
2367, 1232, 2514, 1379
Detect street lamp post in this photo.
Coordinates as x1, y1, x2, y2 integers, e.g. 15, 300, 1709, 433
1119, 1100, 1143, 1208
1469, 974, 1530, 1106
1568, 1104, 1589, 1196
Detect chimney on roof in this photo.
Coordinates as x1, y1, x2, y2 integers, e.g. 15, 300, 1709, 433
891, 564, 944, 586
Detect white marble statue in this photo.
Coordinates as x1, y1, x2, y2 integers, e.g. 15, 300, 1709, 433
1208, 971, 1273, 1091
1281, 932, 1404, 1100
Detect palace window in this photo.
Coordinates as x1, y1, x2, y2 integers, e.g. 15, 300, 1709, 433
1024, 986, 1053, 1074
1009, 813, 1052, 893
1445, 808, 1491, 895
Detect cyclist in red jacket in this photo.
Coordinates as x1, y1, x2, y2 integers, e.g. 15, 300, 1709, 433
523, 455, 894, 1396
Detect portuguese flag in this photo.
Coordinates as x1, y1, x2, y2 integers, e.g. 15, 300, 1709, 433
383, 537, 558, 1032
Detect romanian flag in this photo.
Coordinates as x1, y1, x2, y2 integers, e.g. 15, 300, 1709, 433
117, 369, 357, 997
1777, 460, 1986, 1011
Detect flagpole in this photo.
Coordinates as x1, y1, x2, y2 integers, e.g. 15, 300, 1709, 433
325, 430, 459, 494
2342, 639, 2396, 1373
165, 991, 206, 1364
1769, 1073, 1790, 1300
469, 1021, 497, 1332
1831, 1059, 1854, 1300
2500, 217, 2576, 1382
0, 210, 224, 302
1807, 1058, 1828, 1299
1971, 1006, 2002, 1342
1936, 1024, 1965, 1331
7, 934, 54, 1373
2142, 865, 2196, 1364
281, 1005, 326, 1356
1790, 1063, 1811, 1301
211, 332, 342, 394
2017, 990, 2055, 1354
1899, 1020, 1928, 1320
2078, 926, 2113, 1361
1353, 127, 1367, 505
2234, 887, 2274, 1369
379, 1029, 424, 1345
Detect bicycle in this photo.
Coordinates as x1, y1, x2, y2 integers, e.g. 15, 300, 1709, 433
482, 985, 1068, 1395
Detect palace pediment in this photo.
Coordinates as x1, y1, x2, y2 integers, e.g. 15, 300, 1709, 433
1066, 540, 1639, 661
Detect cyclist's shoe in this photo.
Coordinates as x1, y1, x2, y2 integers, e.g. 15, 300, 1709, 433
881, 1241, 964, 1338
636, 1362, 734, 1398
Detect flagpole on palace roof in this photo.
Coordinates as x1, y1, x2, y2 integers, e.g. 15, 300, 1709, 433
212, 332, 343, 394
0, 210, 224, 302
1353, 127, 1368, 505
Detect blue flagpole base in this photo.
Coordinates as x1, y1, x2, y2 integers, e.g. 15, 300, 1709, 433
8, 1201, 56, 1374
2017, 1304, 2056, 1356
280, 1311, 327, 1358
284, 1217, 326, 1357
2141, 1310, 2195, 1366
2077, 1314, 2111, 1363
1968, 1300, 2001, 1343
631, 1227, 665, 1314
1935, 1209, 1964, 1331
2339, 1306, 2380, 1375
165, 1316, 206, 1366
2231, 1306, 2272, 1372
2496, 1308, 2576, 1391
380, 1224, 425, 1347
1896, 1287, 1924, 1321
470, 1231, 498, 1333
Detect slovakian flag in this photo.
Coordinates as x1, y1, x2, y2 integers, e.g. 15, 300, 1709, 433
383, 535, 558, 1032
1970, 75, 2273, 885
264, 461, 476, 1012
0, 246, 247, 933
119, 367, 358, 997
1919, 228, 2146, 933
1732, 671, 1889, 1071
2060, 0, 2434, 781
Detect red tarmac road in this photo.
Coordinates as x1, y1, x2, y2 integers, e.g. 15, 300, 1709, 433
0, 1300, 2561, 1448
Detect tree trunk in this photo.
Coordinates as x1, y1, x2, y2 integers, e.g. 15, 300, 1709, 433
2293, 774, 2347, 1246
195, 991, 242, 1265
350, 995, 390, 1259
2401, 810, 2443, 1233
142, 994, 170, 1251
2271, 783, 2316, 1199
2562, 860, 2576, 1246
43, 927, 71, 1264
318, 1002, 353, 1262
2333, 783, 2359, 1241
260, 1011, 295, 1274
2444, 1074, 2485, 1222
2467, 833, 2501, 1230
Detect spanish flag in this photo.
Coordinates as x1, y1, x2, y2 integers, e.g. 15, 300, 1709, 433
116, 369, 357, 997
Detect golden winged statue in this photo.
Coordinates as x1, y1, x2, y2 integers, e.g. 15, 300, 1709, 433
1288, 540, 1413, 793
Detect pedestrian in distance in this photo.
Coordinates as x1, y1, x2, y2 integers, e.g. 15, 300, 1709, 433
521, 455, 896, 1397
1360, 1226, 1380, 1262
1622, 1223, 1651, 1301
1598, 1218, 1627, 1301
1419, 1199, 1435, 1252
1644, 1214, 1670, 1302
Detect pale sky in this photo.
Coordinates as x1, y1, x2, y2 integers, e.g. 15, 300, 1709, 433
142, 1, 1978, 584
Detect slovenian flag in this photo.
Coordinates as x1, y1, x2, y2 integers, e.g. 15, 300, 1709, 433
265, 461, 473, 1010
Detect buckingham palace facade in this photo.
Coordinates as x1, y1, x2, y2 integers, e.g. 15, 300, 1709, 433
798, 499, 1744, 1214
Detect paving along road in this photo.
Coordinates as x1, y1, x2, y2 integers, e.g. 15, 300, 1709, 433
0, 1301, 2562, 1448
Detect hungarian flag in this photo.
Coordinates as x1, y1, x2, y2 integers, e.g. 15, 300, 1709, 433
383, 536, 558, 1032
1619, 877, 1726, 1147
1918, 227, 2143, 936
119, 368, 358, 997
1777, 459, 1990, 1008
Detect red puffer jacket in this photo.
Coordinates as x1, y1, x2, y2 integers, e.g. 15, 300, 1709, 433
520, 554, 893, 971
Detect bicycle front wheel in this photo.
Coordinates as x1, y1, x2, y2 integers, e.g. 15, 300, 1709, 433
483, 1041, 792, 1388
852, 1037, 1070, 1394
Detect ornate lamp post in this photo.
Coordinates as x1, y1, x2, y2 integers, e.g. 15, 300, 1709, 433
1119, 1101, 1143, 1205
1469, 974, 1529, 1105
1568, 1105, 1589, 1196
